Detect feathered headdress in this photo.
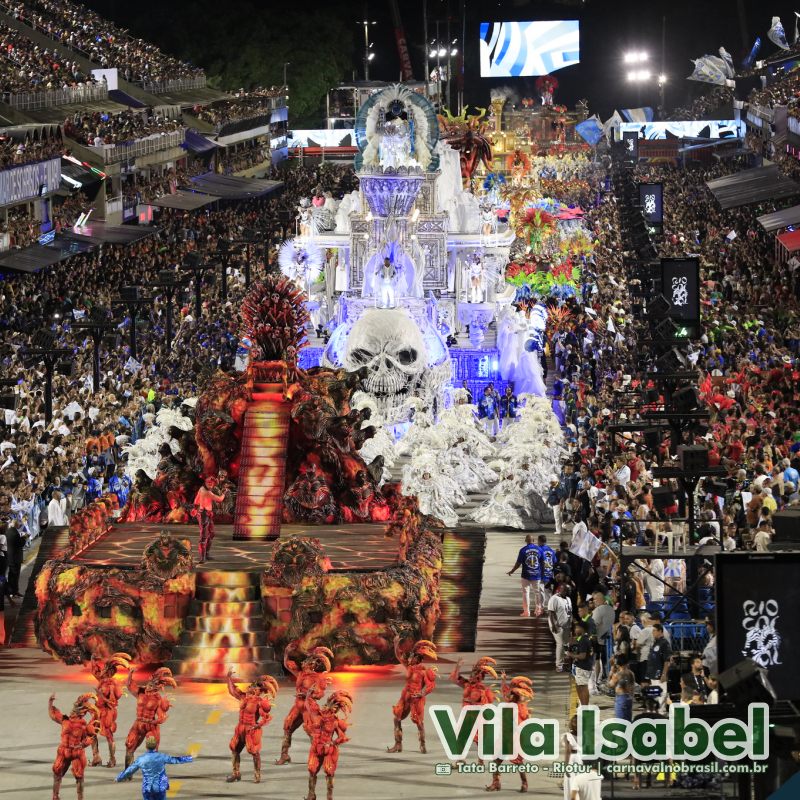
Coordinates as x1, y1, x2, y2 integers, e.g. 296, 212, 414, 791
278, 239, 325, 285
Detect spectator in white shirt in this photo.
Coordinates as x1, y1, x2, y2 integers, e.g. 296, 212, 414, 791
613, 457, 631, 487
47, 490, 69, 527
753, 524, 772, 552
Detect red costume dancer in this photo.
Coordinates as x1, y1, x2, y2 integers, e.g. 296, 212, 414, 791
89, 652, 131, 768
450, 656, 498, 706
450, 656, 498, 761
192, 476, 225, 563
225, 670, 278, 784
49, 692, 100, 800
302, 690, 353, 800
123, 667, 176, 771
386, 637, 438, 754
486, 674, 534, 793
276, 645, 333, 765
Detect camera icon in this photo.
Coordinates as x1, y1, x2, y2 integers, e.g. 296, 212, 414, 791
435, 763, 452, 776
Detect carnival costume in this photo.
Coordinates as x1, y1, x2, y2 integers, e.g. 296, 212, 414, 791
89, 651, 131, 767
49, 692, 100, 800
225, 671, 278, 783
123, 668, 176, 771
302, 690, 353, 800
276, 646, 333, 765
486, 675, 534, 793
386, 637, 438, 754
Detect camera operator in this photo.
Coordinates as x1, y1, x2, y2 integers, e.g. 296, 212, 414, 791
640, 623, 672, 710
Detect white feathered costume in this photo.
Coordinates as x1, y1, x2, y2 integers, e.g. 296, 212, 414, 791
122, 404, 195, 480
471, 394, 565, 528
362, 84, 432, 171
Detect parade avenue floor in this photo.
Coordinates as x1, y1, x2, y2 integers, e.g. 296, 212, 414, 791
0, 530, 575, 799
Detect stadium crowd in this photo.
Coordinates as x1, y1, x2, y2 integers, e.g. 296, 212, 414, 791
0, 128, 62, 169
63, 108, 183, 147
7, 0, 204, 84
0, 164, 357, 574
191, 88, 283, 131
0, 20, 96, 95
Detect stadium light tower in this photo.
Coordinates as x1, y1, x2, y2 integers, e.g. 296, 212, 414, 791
623, 51, 649, 64
359, 18, 378, 80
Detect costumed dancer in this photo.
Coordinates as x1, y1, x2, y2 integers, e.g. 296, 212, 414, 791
499, 386, 518, 429
486, 674, 534, 793
123, 668, 176, 771
192, 476, 225, 563
386, 635, 438, 754
276, 645, 334, 765
302, 690, 353, 800
469, 253, 485, 303
115, 735, 193, 800
378, 256, 398, 309
225, 670, 278, 784
450, 657, 498, 761
478, 386, 499, 437
400, 452, 465, 528
89, 651, 131, 767
49, 692, 99, 800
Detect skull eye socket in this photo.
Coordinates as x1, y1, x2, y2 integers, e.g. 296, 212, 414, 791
396, 348, 417, 366
349, 348, 374, 365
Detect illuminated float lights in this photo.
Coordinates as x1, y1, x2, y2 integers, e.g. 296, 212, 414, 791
233, 384, 290, 541
167, 569, 280, 682
434, 529, 486, 652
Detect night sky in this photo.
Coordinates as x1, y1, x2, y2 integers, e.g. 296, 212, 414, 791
87, 0, 800, 118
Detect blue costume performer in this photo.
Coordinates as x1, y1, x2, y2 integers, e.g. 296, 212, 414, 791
116, 736, 193, 800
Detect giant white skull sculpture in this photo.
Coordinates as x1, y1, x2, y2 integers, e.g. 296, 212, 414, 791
343, 309, 427, 420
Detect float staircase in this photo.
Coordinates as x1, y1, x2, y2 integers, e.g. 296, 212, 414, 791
166, 570, 280, 682
232, 382, 290, 540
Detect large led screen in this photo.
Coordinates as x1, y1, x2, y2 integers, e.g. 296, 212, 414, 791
479, 21, 580, 78
619, 120, 742, 140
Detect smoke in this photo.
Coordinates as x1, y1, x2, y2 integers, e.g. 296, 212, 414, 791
490, 85, 519, 104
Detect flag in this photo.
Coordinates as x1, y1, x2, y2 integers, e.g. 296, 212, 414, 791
688, 55, 730, 86
769, 16, 790, 50
621, 107, 654, 124
575, 115, 604, 146
607, 317, 617, 333
123, 357, 142, 374
603, 111, 623, 141
795, 12, 800, 45
569, 526, 602, 562
742, 37, 762, 69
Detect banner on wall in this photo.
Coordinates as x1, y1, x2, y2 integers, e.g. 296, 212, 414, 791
0, 158, 61, 207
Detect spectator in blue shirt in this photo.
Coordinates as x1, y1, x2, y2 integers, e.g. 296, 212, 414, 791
782, 458, 800, 488
507, 534, 541, 617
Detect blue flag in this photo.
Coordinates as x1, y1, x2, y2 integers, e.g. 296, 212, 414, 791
575, 115, 604, 146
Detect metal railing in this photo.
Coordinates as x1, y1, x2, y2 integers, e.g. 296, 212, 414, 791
88, 129, 185, 164
142, 76, 206, 95
3, 82, 109, 110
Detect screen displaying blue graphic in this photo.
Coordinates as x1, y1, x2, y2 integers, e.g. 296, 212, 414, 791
619, 120, 742, 140
480, 20, 580, 78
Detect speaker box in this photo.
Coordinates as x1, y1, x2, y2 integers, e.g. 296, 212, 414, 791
717, 659, 776, 706
643, 427, 661, 452
773, 509, 800, 543
119, 286, 140, 302
678, 445, 709, 471
647, 294, 671, 319
652, 485, 676, 511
